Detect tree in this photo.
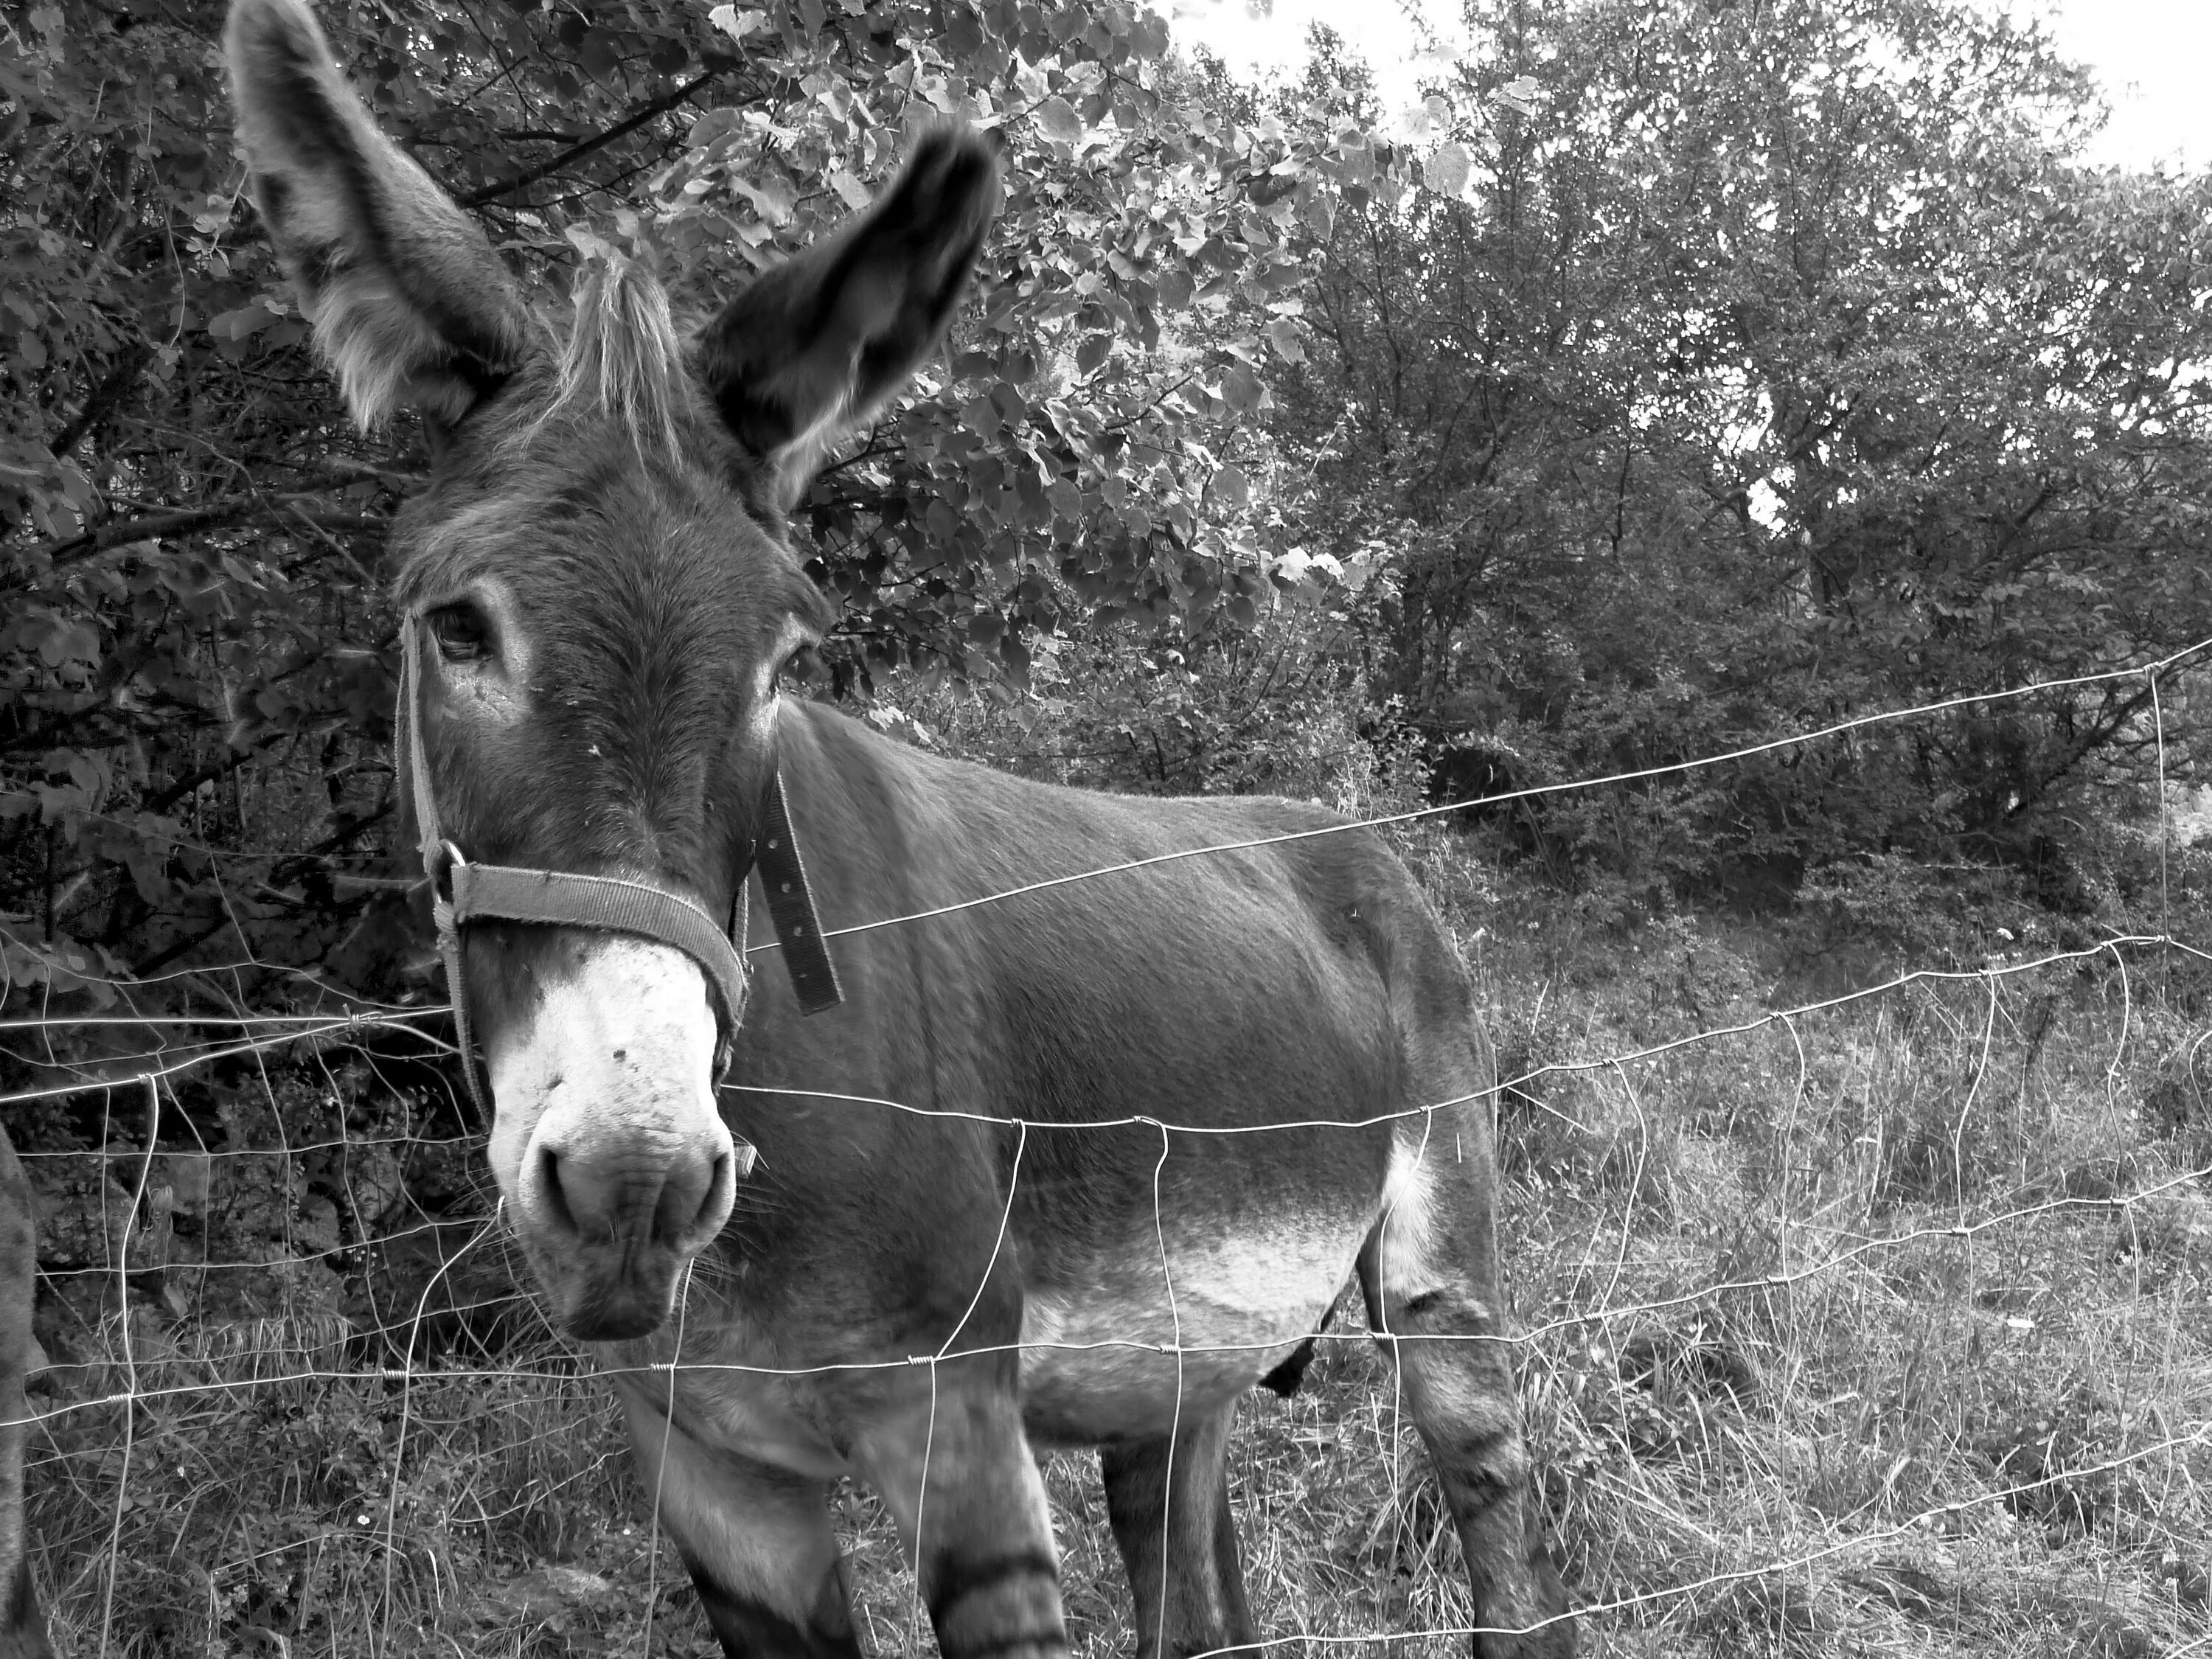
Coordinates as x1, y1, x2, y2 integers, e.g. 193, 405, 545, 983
1259, 0, 2212, 918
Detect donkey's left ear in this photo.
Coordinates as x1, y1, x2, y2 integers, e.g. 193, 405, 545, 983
226, 0, 534, 428
695, 129, 1002, 507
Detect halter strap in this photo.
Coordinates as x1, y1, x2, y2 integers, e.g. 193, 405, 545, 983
397, 619, 841, 1120
754, 769, 841, 1014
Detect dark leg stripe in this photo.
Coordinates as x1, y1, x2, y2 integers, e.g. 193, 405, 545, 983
1440, 1423, 1517, 1461
939, 1631, 1071, 1659
682, 1548, 861, 1659
1, 1557, 49, 1659
1439, 1450, 1528, 1519
925, 1547, 1060, 1624
695, 1581, 863, 1659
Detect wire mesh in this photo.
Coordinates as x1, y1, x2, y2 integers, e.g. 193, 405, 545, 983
4, 647, 2209, 1655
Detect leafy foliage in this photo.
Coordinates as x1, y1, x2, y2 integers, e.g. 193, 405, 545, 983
8, 0, 2212, 1088
0, 0, 1335, 1041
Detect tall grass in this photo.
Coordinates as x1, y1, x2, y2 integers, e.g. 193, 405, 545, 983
21, 811, 2212, 1656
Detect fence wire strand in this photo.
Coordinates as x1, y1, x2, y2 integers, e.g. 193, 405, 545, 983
9, 642, 2211, 1651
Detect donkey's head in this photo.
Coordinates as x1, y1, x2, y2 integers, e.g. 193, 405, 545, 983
227, 0, 998, 1340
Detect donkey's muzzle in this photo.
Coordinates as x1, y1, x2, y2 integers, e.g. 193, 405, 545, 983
521, 1133, 736, 1340
481, 935, 740, 1340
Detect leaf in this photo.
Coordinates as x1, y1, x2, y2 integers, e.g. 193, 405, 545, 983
728, 173, 796, 226
1211, 465, 1251, 509
1497, 74, 1542, 114
1265, 319, 1304, 363
690, 107, 743, 149
945, 7, 984, 59
580, 27, 619, 76
208, 305, 276, 341
1335, 129, 1374, 184
1424, 143, 1470, 197
1220, 364, 1265, 414
829, 170, 872, 210
1034, 97, 1085, 146
707, 5, 766, 40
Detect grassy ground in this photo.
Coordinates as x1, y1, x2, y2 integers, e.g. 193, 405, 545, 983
22, 814, 2212, 1657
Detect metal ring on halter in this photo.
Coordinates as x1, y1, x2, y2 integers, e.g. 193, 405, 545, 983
427, 838, 466, 901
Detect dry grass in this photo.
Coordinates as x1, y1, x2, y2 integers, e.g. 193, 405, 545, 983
21, 829, 2212, 1658
1451, 832, 2212, 1659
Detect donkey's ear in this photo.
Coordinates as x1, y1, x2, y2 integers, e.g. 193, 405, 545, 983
695, 129, 1001, 505
226, 0, 533, 427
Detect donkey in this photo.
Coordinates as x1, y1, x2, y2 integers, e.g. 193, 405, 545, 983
0, 1127, 47, 1659
227, 1, 1573, 1652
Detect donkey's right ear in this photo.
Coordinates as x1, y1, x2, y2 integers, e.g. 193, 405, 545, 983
226, 0, 533, 428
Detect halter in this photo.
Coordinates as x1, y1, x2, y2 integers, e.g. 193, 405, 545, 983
397, 617, 843, 1122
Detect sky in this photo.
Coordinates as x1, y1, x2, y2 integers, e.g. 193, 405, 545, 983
1165, 0, 2211, 173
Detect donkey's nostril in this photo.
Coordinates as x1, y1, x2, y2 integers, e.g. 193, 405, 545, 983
653, 1145, 727, 1249
535, 1146, 577, 1236
698, 1149, 736, 1230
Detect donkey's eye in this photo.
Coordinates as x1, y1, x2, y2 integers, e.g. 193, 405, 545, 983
430, 605, 490, 663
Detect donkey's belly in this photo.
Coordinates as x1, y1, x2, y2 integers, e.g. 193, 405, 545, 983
1016, 1208, 1368, 1445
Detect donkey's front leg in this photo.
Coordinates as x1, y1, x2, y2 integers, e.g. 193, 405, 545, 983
613, 1374, 863, 1659
853, 1360, 1068, 1659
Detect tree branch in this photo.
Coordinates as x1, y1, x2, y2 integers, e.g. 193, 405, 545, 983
145, 733, 289, 815
12, 493, 385, 574
128, 803, 394, 980
49, 341, 153, 459
459, 65, 729, 208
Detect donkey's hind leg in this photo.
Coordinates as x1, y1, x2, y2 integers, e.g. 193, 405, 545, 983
1358, 1097, 1571, 1659
615, 1379, 863, 1659
1099, 1400, 1257, 1659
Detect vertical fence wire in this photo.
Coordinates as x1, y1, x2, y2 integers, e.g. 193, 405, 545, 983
7, 648, 2212, 1650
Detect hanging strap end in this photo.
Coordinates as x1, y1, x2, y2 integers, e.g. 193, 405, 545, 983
757, 771, 843, 1017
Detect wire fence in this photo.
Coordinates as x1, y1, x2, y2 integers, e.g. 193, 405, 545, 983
7, 641, 2212, 1655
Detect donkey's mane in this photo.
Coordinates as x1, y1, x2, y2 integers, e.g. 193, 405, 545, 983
395, 245, 824, 623
538, 254, 695, 458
